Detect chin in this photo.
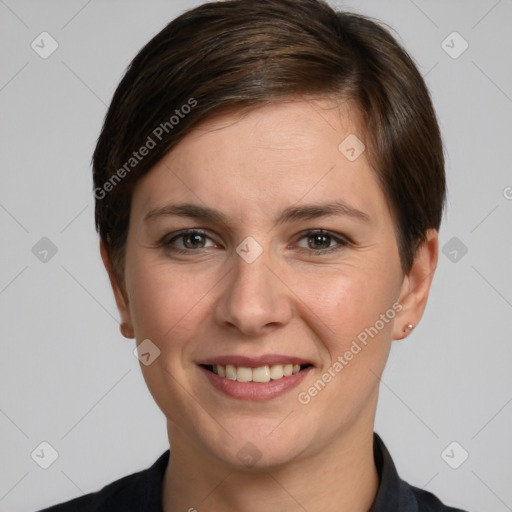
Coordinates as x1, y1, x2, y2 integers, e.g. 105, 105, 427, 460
216, 442, 303, 471
203, 418, 312, 470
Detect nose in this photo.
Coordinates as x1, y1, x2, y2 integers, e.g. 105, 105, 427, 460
214, 242, 293, 336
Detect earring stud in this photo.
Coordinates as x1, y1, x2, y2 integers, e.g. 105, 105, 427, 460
403, 324, 414, 333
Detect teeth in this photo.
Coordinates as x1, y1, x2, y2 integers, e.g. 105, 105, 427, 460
253, 366, 271, 383
226, 364, 237, 380
269, 364, 283, 380
237, 366, 252, 382
211, 363, 306, 382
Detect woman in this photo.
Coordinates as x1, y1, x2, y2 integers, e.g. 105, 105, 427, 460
38, 0, 469, 510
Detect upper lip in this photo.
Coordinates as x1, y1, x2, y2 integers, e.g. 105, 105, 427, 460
197, 354, 314, 368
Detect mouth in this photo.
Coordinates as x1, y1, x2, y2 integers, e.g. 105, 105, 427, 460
200, 363, 313, 383
197, 357, 314, 401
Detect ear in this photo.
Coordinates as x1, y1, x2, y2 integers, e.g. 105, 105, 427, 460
99, 239, 134, 339
393, 229, 439, 340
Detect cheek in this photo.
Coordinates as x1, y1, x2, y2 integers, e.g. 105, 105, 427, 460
299, 264, 399, 334
125, 259, 216, 422
299, 271, 398, 397
291, 265, 400, 392
126, 257, 218, 350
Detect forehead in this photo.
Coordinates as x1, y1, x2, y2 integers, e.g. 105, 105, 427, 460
189, 97, 363, 154
130, 98, 387, 228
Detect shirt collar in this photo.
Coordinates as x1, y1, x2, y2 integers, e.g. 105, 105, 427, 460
370, 432, 419, 511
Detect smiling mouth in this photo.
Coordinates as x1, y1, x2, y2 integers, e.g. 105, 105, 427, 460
200, 363, 313, 383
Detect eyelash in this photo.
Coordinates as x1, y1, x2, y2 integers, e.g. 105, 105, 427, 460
157, 229, 350, 256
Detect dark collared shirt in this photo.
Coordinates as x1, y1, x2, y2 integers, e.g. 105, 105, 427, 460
36, 433, 469, 511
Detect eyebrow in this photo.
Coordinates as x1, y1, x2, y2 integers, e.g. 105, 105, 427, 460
143, 200, 371, 226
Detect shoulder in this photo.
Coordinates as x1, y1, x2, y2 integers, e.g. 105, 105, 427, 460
371, 433, 469, 512
34, 450, 170, 512
408, 482, 469, 512
35, 471, 146, 512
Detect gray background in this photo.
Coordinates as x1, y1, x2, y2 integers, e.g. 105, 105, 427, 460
1, 1, 511, 511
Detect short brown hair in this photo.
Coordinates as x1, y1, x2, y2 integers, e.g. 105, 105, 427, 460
93, 0, 445, 284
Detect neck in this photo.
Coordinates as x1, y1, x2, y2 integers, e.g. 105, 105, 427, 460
162, 423, 379, 512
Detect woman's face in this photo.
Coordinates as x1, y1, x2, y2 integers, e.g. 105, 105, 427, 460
106, 99, 433, 469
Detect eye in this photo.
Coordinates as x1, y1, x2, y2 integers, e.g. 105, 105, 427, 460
159, 229, 217, 253
295, 230, 349, 255
158, 228, 349, 256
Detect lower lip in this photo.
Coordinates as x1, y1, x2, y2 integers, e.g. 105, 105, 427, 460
199, 365, 313, 401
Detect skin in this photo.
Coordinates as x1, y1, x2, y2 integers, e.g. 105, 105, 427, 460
100, 98, 438, 512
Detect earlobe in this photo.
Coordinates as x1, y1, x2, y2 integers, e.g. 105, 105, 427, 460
392, 229, 439, 341
120, 321, 135, 339
99, 239, 135, 339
